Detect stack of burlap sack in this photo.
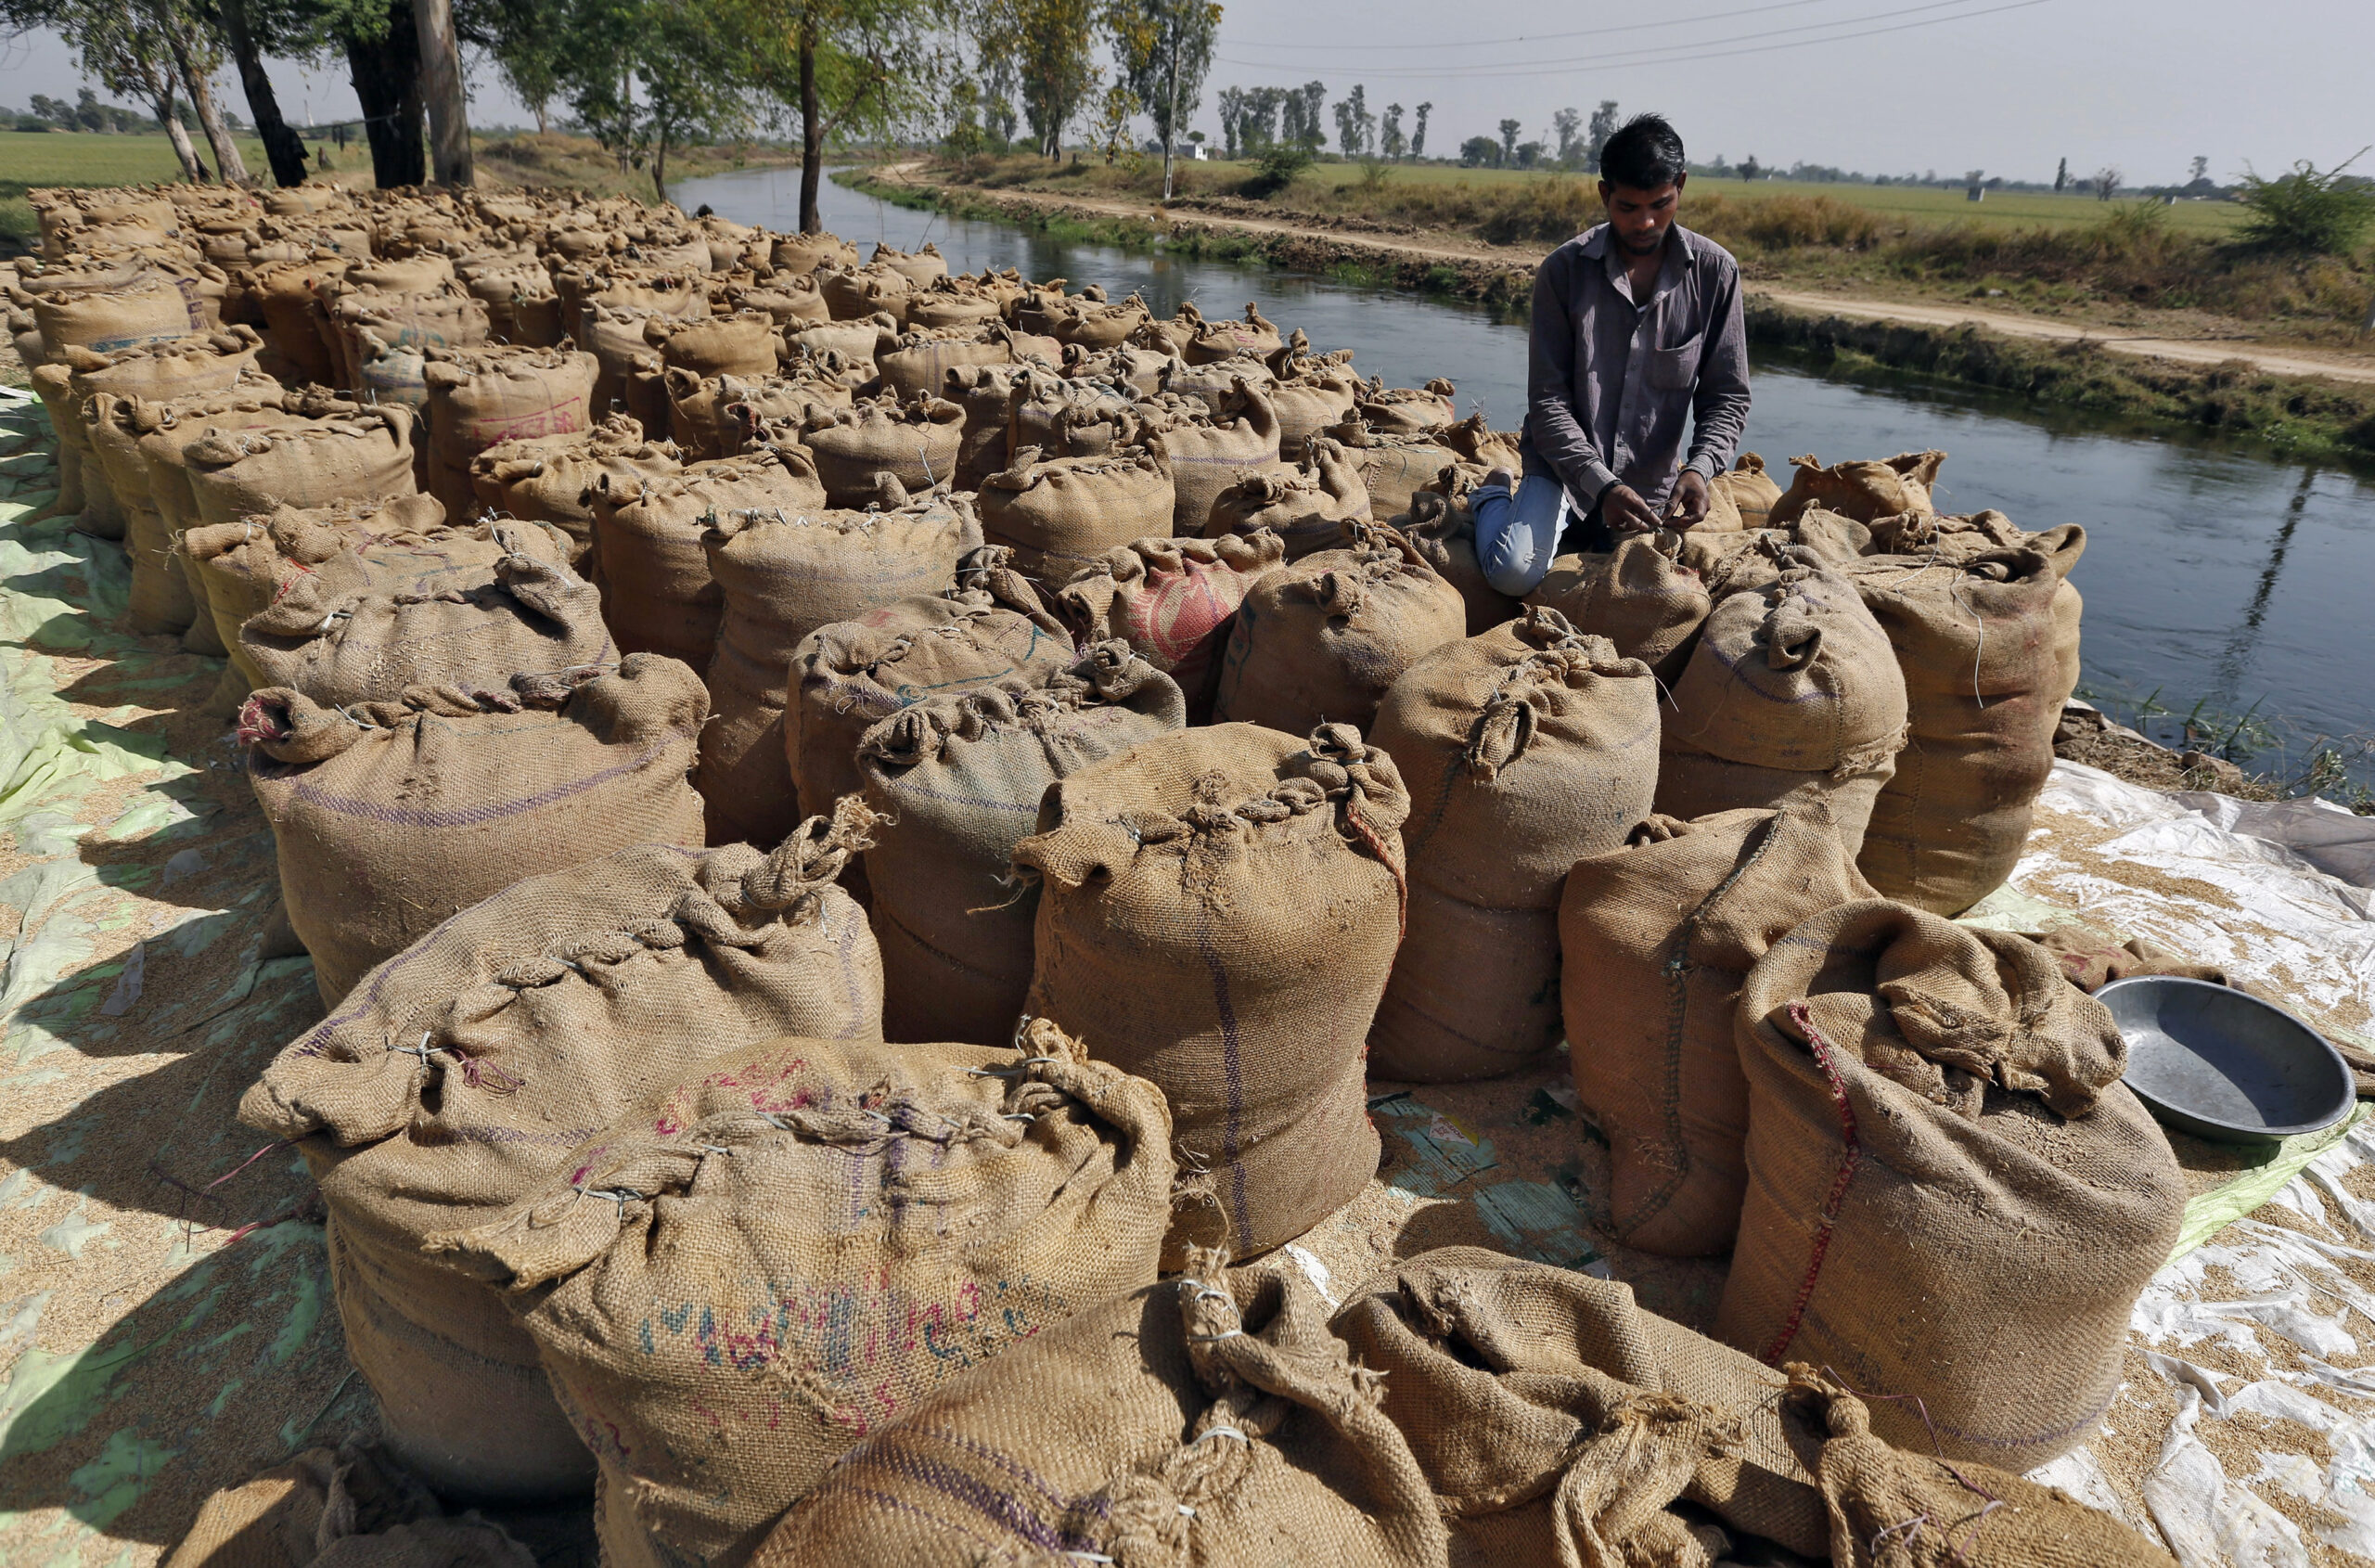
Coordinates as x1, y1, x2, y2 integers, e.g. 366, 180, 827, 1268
17, 184, 2172, 1565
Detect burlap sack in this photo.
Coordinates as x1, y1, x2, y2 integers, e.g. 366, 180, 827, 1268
1713, 453, 1781, 529
593, 449, 828, 667
241, 656, 707, 1003
1354, 378, 1458, 435
903, 276, 1003, 329
238, 806, 885, 1499
1017, 723, 1408, 1263
769, 230, 861, 274
1560, 792, 1879, 1257
662, 369, 846, 461
1368, 610, 1660, 1082
81, 390, 222, 634
1524, 533, 1714, 685
61, 326, 265, 412
1845, 533, 2087, 915
1007, 366, 1136, 456
163, 1439, 535, 1568
1767, 450, 1946, 527
1656, 559, 1909, 857
1398, 482, 1523, 636
183, 407, 420, 525
1212, 525, 1468, 737
1783, 1368, 2180, 1568
460, 262, 565, 347
576, 302, 668, 421
874, 324, 1017, 401
1332, 1248, 1831, 1562
433, 1020, 1173, 1568
1179, 301, 1285, 364
1046, 291, 1152, 351
1150, 380, 1284, 533
977, 445, 1177, 587
239, 536, 614, 709
22, 362, 103, 530
240, 257, 348, 386
788, 564, 1076, 828
726, 271, 829, 328
182, 498, 548, 687
797, 394, 965, 505
469, 415, 681, 565
1716, 900, 2186, 1471
783, 315, 890, 372
1268, 361, 1363, 461
818, 263, 914, 324
698, 489, 978, 847
32, 273, 204, 359
330, 289, 492, 400
1204, 435, 1369, 560
643, 308, 779, 379
420, 344, 598, 521
1326, 422, 1468, 518
751, 1252, 1444, 1567
861, 647, 1187, 1044
1053, 531, 1285, 723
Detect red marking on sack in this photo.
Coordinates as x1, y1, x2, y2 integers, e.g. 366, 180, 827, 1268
1762, 999, 1861, 1366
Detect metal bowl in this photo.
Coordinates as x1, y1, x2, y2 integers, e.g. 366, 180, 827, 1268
2100, 975, 2355, 1143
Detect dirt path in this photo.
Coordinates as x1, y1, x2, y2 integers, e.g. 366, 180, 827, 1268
873, 164, 2375, 388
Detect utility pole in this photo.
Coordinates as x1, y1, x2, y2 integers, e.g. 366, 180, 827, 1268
414, 0, 473, 186
1162, 22, 1181, 202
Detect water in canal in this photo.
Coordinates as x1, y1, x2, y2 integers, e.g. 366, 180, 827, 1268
675, 165, 2375, 778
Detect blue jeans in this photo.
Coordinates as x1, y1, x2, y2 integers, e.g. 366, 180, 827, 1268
1471, 455, 1611, 597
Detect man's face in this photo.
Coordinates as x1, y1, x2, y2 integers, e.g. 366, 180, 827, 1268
1599, 175, 1685, 256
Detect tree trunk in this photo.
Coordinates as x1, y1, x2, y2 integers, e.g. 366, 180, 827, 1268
798, 32, 823, 234
651, 128, 669, 203
412, 0, 472, 186
149, 82, 212, 182
346, 2, 427, 189
169, 38, 250, 184
217, 0, 310, 186
532, 100, 548, 135
1161, 40, 1178, 200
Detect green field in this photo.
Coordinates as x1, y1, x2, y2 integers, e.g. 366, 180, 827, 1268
1176, 156, 2248, 237
0, 129, 277, 251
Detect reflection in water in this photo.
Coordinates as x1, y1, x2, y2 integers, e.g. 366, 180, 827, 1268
674, 165, 2375, 769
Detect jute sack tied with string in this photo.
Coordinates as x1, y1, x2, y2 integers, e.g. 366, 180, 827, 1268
1716, 900, 2186, 1472
663, 367, 848, 461
1324, 421, 1467, 521
1525, 533, 1714, 686
1767, 449, 1946, 528
468, 413, 682, 568
751, 1253, 1447, 1567
1016, 723, 1409, 1264
1560, 791, 1879, 1258
1656, 555, 1908, 857
1843, 533, 2087, 915
796, 394, 965, 506
1354, 378, 1458, 435
240, 654, 709, 1005
1211, 522, 1468, 738
420, 343, 599, 522
592, 447, 827, 668
1367, 610, 1660, 1083
788, 553, 1077, 836
1712, 453, 1782, 530
1053, 530, 1287, 724
1332, 1247, 1831, 1562
183, 406, 421, 525
238, 804, 886, 1500
698, 486, 979, 847
162, 1438, 536, 1568
182, 498, 563, 688
860, 646, 1187, 1045
1150, 379, 1286, 533
1203, 435, 1371, 561
976, 445, 1177, 587
1181, 300, 1287, 363
431, 1020, 1175, 1568
79, 387, 258, 637
1395, 481, 1523, 636
238, 534, 615, 709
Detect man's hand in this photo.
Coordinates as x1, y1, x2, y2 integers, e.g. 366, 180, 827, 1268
1665, 469, 1712, 528
1600, 483, 1662, 535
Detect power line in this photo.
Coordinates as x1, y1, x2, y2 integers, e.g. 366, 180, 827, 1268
1213, 0, 2054, 81
1226, 0, 1857, 53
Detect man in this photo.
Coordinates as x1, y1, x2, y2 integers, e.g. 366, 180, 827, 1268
1471, 112, 1751, 596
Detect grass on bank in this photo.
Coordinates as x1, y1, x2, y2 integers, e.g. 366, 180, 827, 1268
0, 129, 274, 251
945, 152, 2375, 347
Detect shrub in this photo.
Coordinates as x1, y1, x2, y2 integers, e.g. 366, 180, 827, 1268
1736, 194, 1885, 251
2236, 153, 2375, 255
1242, 146, 1313, 199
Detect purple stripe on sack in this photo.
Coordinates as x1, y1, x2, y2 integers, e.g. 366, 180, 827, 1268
1195, 911, 1254, 1251
869, 1439, 1076, 1551
913, 1426, 1082, 1514
290, 731, 693, 827
795, 1479, 998, 1550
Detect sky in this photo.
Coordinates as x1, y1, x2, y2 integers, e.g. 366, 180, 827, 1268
1, 0, 2369, 189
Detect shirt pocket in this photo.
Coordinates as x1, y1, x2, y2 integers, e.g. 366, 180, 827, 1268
1645, 332, 1703, 392
1643, 329, 1700, 389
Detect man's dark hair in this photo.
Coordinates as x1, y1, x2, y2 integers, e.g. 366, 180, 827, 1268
1600, 113, 1687, 190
